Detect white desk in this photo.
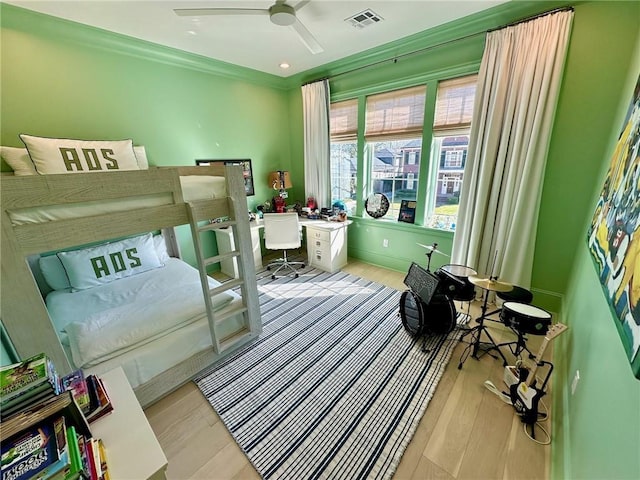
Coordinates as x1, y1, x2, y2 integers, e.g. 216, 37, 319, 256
90, 367, 168, 480
214, 222, 263, 277
215, 217, 351, 275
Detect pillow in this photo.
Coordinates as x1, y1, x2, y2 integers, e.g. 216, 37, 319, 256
152, 234, 171, 262
39, 255, 71, 291
38, 232, 167, 291
133, 146, 149, 169
19, 134, 140, 174
2, 145, 149, 174
57, 233, 164, 291
0, 146, 37, 175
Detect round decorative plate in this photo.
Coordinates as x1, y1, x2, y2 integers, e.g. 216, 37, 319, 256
365, 193, 390, 218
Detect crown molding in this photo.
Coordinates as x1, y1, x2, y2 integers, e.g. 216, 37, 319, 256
1, 3, 289, 91
284, 0, 575, 89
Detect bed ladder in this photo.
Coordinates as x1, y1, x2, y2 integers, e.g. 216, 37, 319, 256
186, 199, 260, 355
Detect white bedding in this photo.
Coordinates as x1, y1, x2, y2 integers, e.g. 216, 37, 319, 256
8, 175, 227, 225
46, 258, 240, 370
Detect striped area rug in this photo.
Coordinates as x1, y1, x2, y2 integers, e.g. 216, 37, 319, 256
195, 267, 460, 480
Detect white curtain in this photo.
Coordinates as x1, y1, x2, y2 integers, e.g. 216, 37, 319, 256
451, 10, 574, 287
302, 79, 331, 208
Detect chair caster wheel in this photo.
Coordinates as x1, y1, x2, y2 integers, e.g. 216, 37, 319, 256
295, 274, 299, 278
271, 275, 276, 280
267, 266, 271, 271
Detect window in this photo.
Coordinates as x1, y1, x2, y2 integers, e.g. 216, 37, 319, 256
427, 75, 477, 230
364, 85, 426, 220
444, 149, 464, 168
330, 99, 358, 215
328, 74, 476, 230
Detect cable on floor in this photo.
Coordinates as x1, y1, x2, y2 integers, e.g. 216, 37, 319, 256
483, 380, 512, 404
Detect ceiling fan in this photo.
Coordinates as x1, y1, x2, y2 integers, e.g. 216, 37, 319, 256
174, 0, 324, 55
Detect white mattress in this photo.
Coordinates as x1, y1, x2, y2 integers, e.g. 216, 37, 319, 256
47, 258, 243, 389
9, 175, 227, 225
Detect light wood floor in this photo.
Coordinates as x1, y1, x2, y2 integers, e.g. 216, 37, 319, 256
145, 259, 551, 480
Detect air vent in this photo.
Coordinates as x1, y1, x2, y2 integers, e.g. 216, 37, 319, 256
345, 9, 383, 29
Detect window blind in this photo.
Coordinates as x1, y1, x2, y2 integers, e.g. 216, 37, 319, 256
365, 85, 426, 141
433, 75, 478, 134
330, 99, 358, 142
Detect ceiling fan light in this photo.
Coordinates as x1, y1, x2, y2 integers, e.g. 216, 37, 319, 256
270, 4, 296, 26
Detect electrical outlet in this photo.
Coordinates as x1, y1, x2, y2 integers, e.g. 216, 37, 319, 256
571, 369, 580, 395
383, 239, 389, 248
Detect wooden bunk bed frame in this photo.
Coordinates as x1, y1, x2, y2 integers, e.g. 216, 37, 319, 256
0, 164, 261, 406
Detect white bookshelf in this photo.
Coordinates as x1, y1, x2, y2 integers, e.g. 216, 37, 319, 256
90, 367, 167, 480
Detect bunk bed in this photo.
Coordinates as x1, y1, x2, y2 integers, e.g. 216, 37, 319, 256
0, 162, 261, 407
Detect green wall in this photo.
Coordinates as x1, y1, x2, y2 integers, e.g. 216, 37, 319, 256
0, 4, 294, 266
535, 1, 640, 314
551, 4, 640, 478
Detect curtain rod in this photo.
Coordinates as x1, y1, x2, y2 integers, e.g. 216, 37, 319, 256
487, 5, 573, 33
302, 6, 574, 86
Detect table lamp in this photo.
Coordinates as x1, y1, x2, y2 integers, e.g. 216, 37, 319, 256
268, 171, 292, 199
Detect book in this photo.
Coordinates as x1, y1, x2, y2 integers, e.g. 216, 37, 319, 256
0, 386, 57, 420
60, 370, 90, 416
65, 426, 83, 476
84, 377, 112, 424
84, 438, 101, 480
97, 440, 109, 480
27, 416, 72, 480
1, 391, 91, 443
0, 415, 66, 480
0, 354, 59, 402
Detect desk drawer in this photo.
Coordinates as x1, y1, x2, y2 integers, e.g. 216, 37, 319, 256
310, 247, 332, 271
307, 228, 331, 243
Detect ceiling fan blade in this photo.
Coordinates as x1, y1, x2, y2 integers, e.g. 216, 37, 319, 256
293, 0, 311, 12
174, 8, 269, 17
291, 18, 323, 54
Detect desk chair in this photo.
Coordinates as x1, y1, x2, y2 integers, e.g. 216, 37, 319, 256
263, 213, 305, 279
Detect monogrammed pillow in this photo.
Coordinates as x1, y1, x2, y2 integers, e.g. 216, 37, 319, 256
2, 145, 149, 175
19, 134, 140, 174
57, 233, 164, 291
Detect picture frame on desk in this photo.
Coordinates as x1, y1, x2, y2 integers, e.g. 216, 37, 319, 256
398, 200, 416, 224
196, 159, 255, 196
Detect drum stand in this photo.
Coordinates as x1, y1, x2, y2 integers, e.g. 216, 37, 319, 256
493, 329, 536, 360
458, 278, 510, 370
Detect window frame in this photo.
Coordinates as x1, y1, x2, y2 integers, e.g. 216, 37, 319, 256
328, 67, 479, 232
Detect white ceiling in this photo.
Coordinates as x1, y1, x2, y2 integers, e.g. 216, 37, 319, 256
6, 0, 508, 77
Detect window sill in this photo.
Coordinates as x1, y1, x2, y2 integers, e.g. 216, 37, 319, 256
348, 215, 455, 237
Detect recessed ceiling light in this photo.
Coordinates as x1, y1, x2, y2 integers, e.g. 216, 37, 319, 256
186, 30, 197, 36
279, 63, 290, 69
